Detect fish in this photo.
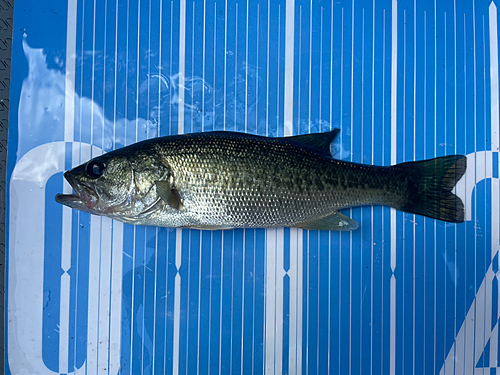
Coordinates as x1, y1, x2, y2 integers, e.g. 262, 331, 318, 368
55, 130, 467, 231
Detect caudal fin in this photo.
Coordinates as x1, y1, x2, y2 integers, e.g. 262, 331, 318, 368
393, 155, 467, 223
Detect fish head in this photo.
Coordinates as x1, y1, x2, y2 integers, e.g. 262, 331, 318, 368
55, 153, 134, 216
55, 150, 171, 223
55, 150, 170, 219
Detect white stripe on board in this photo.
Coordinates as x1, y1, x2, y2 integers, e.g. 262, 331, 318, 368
132, 2, 142, 375
288, 229, 303, 375
412, 4, 416, 374
275, 228, 285, 375
109, 222, 124, 374
90, 0, 97, 152
359, 8, 365, 374
433, 4, 437, 372
202, 0, 206, 132
478, 262, 493, 371
460, 12, 467, 375
318, 6, 324, 374
98, 217, 113, 375
265, 229, 277, 375
152, 3, 159, 370
60, 0, 78, 372
240, 229, 246, 375
196, 233, 202, 374
492, 2, 500, 155
390, 0, 398, 244
490, 2, 500, 260
173, 230, 182, 375
244, 1, 249, 133
64, 0, 77, 144
390, 1, 398, 375
485, 9, 500, 369
173, 1, 187, 374
208, 232, 215, 374
261, 10, 277, 373
284, 1, 303, 375
423, 10, 428, 374
370, 2, 376, 374
108, 2, 124, 373
381, 8, 387, 375
490, 2, 500, 368
135, 0, 141, 142
266, 1, 270, 137
328, 4, 334, 372
265, 4, 286, 372
87, 215, 102, 373
223, 0, 228, 131
103, 0, 109, 147
157, 0, 163, 136
59, 273, 71, 375
338, 7, 343, 375
308, 0, 313, 137
178, 0, 186, 135
491, 323, 499, 367
284, 0, 295, 134
113, 0, 119, 143
264, 0, 297, 374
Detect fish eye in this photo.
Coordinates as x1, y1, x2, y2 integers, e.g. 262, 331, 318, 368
85, 159, 106, 179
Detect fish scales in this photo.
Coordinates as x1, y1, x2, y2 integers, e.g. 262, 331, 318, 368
133, 133, 408, 227
55, 131, 467, 230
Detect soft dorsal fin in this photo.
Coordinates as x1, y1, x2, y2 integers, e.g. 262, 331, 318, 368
287, 129, 340, 153
292, 211, 358, 231
156, 180, 183, 210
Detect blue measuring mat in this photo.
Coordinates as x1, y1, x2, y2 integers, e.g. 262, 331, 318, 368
5, 0, 500, 374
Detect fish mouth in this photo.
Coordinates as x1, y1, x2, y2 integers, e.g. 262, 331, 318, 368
55, 172, 100, 213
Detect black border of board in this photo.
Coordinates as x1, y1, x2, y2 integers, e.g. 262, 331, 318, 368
0, 0, 14, 372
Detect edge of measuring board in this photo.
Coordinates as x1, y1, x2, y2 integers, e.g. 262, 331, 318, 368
0, 0, 13, 372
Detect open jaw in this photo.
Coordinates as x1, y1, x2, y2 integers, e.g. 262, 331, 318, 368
55, 172, 100, 214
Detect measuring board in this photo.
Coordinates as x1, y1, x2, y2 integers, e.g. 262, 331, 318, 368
5, 1, 500, 374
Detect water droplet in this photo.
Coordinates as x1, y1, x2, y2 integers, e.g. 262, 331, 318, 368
339, 220, 349, 227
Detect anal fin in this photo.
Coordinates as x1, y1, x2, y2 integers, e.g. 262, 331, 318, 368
184, 225, 235, 231
292, 211, 359, 231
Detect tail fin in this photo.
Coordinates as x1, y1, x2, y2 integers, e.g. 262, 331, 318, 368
393, 155, 467, 223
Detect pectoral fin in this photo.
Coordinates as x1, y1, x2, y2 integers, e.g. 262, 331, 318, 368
292, 211, 359, 231
156, 181, 183, 210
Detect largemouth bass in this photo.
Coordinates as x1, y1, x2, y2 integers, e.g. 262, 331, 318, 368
55, 130, 466, 230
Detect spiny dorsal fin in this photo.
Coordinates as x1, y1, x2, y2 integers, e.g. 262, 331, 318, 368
292, 211, 358, 231
287, 129, 340, 153
156, 181, 183, 210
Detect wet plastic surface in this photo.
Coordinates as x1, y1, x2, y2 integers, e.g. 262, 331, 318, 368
5, 0, 500, 374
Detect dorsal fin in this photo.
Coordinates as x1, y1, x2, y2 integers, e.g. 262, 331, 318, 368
287, 129, 340, 153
